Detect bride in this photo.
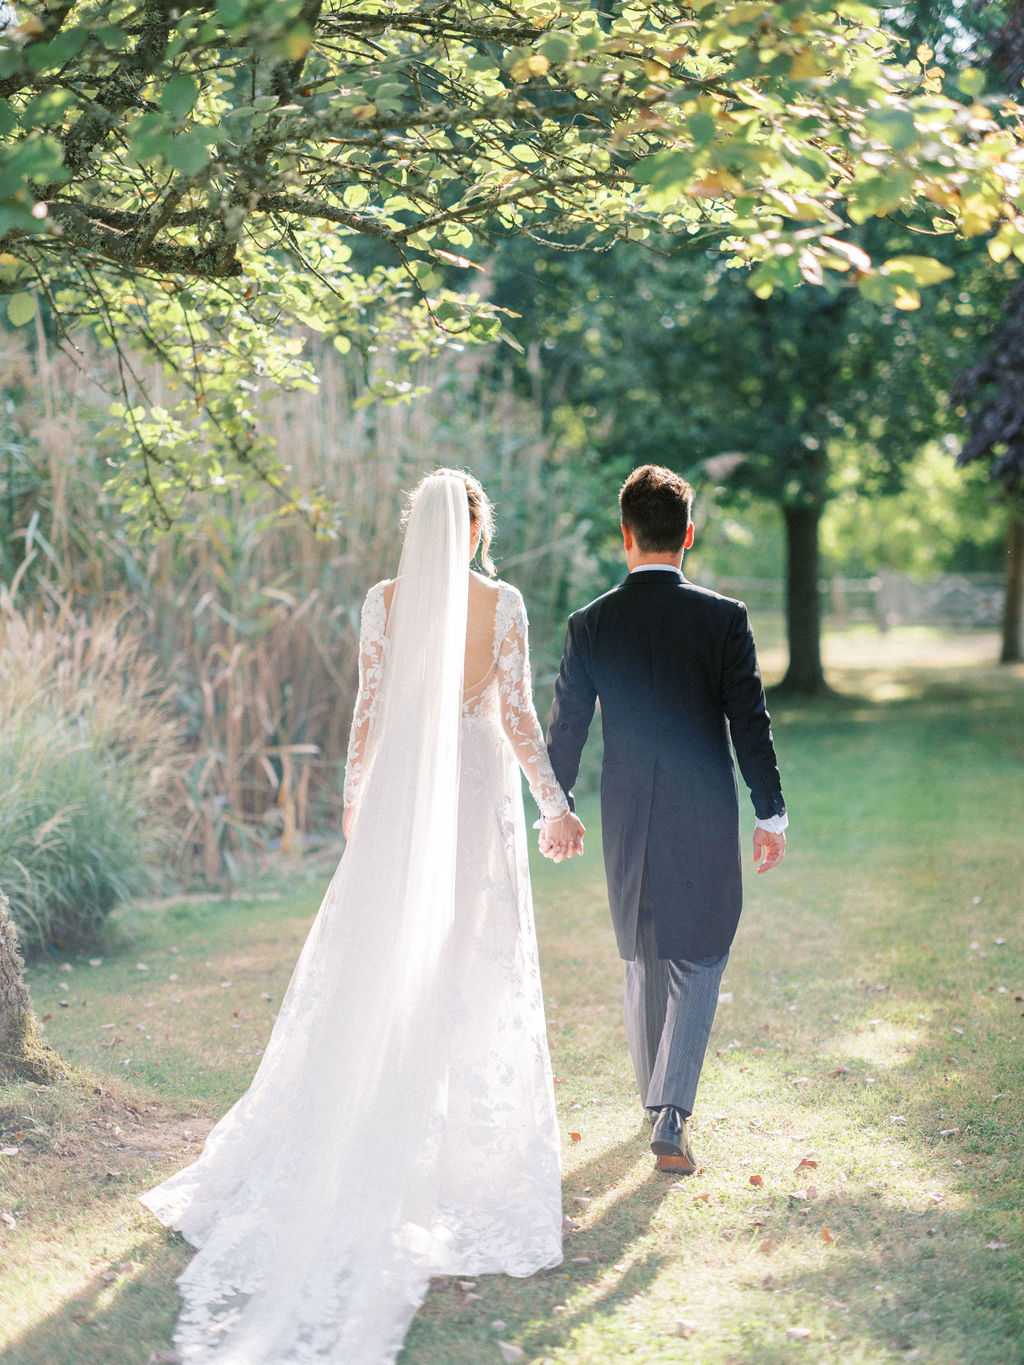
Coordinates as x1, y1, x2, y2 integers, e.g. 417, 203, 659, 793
141, 469, 585, 1364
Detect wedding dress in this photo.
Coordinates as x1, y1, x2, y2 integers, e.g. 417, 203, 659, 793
141, 474, 568, 1364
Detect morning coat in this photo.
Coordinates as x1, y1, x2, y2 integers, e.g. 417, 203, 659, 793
546, 568, 786, 962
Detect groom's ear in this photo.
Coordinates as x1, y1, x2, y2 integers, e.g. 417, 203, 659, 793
621, 523, 633, 553
684, 524, 695, 550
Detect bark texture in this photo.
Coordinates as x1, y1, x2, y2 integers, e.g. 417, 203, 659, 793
1001, 514, 1024, 664
0, 891, 79, 1086
779, 503, 828, 696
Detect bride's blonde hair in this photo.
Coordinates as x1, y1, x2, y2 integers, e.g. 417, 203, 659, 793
407, 468, 496, 576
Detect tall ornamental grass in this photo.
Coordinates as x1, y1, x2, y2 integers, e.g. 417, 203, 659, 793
0, 594, 184, 956
2, 331, 600, 880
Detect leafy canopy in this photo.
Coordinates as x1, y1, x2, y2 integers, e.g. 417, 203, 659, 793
1, 0, 1022, 521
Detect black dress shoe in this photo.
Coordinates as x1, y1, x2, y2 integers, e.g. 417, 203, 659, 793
649, 1105, 696, 1174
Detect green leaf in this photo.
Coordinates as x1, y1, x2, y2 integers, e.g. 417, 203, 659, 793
160, 74, 200, 121
882, 255, 955, 286
863, 108, 919, 152
163, 134, 210, 176
7, 291, 36, 326
957, 67, 985, 98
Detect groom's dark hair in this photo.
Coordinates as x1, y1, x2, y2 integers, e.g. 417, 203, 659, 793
619, 465, 694, 553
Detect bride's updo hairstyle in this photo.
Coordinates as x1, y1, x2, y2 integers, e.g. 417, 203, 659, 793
407, 467, 496, 576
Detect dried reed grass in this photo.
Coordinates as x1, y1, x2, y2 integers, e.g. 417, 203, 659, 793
0, 330, 600, 882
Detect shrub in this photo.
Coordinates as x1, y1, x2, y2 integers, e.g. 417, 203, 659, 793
0, 594, 184, 957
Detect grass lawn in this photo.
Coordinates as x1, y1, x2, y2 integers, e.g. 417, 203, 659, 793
2, 628, 1022, 1364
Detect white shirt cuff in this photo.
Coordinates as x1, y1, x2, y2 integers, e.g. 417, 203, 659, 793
755, 812, 788, 833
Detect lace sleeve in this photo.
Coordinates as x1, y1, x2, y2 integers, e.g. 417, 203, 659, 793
343, 581, 389, 812
497, 586, 571, 821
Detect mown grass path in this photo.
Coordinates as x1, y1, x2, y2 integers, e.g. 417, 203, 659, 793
2, 637, 1022, 1364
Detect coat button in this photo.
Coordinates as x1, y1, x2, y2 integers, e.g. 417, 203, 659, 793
560, 722, 569, 730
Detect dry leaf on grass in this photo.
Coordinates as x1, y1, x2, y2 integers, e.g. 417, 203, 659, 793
795, 1158, 818, 1171
0, 1146, 19, 1157
986, 1239, 1008, 1251
749, 1174, 764, 1187
568, 1132, 582, 1143
786, 1325, 812, 1341
676, 1319, 699, 1337
498, 1343, 525, 1364
148, 1352, 183, 1364
822, 1228, 837, 1243
1, 1211, 17, 1230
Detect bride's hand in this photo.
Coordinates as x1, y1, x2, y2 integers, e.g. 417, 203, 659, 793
342, 805, 356, 841
541, 811, 585, 862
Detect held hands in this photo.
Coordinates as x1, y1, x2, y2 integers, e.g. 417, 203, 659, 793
753, 826, 786, 873
539, 810, 585, 863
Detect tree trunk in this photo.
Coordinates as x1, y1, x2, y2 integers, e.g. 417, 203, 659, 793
1001, 513, 1024, 664
0, 891, 79, 1087
779, 503, 828, 695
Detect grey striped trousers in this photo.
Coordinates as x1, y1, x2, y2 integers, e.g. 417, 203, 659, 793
624, 873, 728, 1115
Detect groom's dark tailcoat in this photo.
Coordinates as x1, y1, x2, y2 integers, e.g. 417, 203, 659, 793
547, 569, 785, 963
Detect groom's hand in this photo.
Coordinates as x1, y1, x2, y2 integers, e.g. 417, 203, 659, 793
541, 811, 585, 862
753, 827, 786, 873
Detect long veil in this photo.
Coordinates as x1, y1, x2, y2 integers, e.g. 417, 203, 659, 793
141, 474, 471, 1363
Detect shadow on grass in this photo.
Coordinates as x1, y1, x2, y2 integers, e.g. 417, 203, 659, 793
402, 1131, 679, 1363
724, 1189, 1024, 1364
3, 1229, 188, 1365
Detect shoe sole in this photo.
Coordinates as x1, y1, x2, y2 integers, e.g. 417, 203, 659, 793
654, 1153, 696, 1174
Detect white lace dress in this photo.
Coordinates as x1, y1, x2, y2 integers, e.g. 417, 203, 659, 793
141, 575, 568, 1364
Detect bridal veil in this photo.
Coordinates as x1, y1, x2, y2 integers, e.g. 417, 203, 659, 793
142, 474, 473, 1362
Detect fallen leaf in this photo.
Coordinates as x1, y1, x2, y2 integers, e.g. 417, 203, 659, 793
889, 1116, 907, 1125
692, 1191, 711, 1204
571, 1255, 591, 1264
828, 1066, 849, 1077
568, 1132, 581, 1143
89, 958, 103, 967
136, 963, 149, 972
939, 1128, 960, 1138
0, 1211, 16, 1229
572, 1196, 591, 1208
148, 1352, 184, 1364
806, 1185, 819, 1199
986, 1239, 1008, 1250
749, 1173, 764, 1187
491, 1320, 507, 1332
758, 1239, 774, 1253
457, 1281, 476, 1292
786, 1325, 812, 1341
821, 1227, 837, 1243
498, 1343, 525, 1364
100, 1270, 118, 1285
796, 1158, 818, 1171
0, 1147, 18, 1157
676, 1318, 699, 1337
562, 1215, 579, 1232
464, 1292, 483, 1304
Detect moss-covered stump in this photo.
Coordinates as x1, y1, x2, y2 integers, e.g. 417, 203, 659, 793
0, 891, 85, 1087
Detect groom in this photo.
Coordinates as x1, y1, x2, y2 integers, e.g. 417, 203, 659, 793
544, 464, 787, 1173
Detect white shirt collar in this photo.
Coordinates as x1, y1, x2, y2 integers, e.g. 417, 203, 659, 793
629, 563, 681, 574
